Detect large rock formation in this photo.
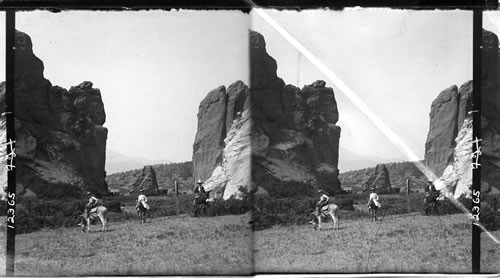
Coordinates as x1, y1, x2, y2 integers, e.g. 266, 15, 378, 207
250, 30, 341, 195
437, 117, 473, 198
129, 166, 160, 195
362, 164, 392, 194
426, 29, 500, 196
480, 29, 500, 194
424, 82, 472, 178
0, 30, 108, 198
193, 30, 341, 199
192, 80, 250, 199
0, 116, 6, 200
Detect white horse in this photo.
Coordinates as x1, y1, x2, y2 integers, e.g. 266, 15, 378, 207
310, 203, 339, 231
78, 206, 108, 233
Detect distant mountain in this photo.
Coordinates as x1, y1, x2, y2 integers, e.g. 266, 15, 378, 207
338, 147, 403, 172
106, 149, 171, 175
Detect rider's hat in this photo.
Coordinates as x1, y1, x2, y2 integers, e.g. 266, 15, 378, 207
86, 191, 92, 196
371, 187, 376, 190
139, 189, 144, 192
197, 179, 203, 184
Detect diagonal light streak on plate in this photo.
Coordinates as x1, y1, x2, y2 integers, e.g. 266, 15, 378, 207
250, 5, 500, 244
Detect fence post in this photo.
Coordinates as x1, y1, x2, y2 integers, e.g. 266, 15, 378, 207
406, 178, 410, 213
175, 180, 179, 215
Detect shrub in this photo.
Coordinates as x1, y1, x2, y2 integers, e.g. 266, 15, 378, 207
15, 197, 87, 234
264, 180, 315, 198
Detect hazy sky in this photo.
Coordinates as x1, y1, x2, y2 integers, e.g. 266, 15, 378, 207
15, 10, 249, 163
251, 9, 473, 163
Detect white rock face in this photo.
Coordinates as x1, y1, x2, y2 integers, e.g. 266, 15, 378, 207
435, 117, 472, 198
0, 117, 6, 201
203, 109, 251, 199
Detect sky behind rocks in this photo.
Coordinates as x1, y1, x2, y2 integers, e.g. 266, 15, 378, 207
13, 10, 249, 163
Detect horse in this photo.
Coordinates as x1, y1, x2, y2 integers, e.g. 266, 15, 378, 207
368, 199, 379, 222
192, 190, 211, 217
310, 203, 339, 231
78, 206, 108, 233
136, 201, 147, 224
424, 190, 440, 216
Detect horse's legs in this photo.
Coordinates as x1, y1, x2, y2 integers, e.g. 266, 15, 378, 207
99, 216, 105, 233
330, 212, 338, 230
86, 218, 91, 233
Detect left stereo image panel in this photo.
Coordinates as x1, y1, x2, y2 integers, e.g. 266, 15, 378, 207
5, 10, 253, 276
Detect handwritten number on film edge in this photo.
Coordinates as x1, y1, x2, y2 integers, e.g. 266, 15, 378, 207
472, 190, 480, 222
7, 192, 15, 229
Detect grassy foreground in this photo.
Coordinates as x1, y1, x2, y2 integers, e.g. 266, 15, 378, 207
254, 213, 474, 273
14, 213, 252, 276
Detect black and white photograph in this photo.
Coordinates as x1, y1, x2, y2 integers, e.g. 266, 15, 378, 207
5, 10, 253, 275
0, 5, 499, 276
248, 8, 497, 273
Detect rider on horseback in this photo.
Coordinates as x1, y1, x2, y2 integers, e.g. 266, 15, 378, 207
314, 190, 330, 216
425, 181, 436, 193
368, 187, 381, 208
136, 189, 150, 210
194, 179, 206, 203
425, 181, 439, 201
84, 192, 99, 217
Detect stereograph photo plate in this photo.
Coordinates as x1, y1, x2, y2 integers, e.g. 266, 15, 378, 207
0, 2, 498, 276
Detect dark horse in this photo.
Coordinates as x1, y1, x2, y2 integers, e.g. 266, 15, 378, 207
368, 199, 379, 222
192, 190, 211, 217
136, 202, 147, 224
424, 190, 440, 216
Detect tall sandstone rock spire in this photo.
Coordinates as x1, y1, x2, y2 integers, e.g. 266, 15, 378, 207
192, 30, 342, 199
0, 30, 108, 198
425, 29, 500, 197
192, 81, 250, 199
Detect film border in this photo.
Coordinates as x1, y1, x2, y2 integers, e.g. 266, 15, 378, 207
1, 1, 496, 275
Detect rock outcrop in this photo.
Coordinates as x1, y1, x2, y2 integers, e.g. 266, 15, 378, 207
0, 30, 108, 198
0, 116, 6, 200
436, 117, 473, 198
426, 29, 500, 196
192, 80, 250, 199
129, 166, 160, 195
480, 29, 500, 194
340, 161, 427, 193
250, 30, 341, 195
193, 30, 341, 199
361, 164, 392, 194
424, 82, 472, 178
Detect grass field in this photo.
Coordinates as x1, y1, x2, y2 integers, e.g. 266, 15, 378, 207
9, 210, 500, 275
481, 230, 500, 273
14, 213, 253, 276
254, 213, 476, 273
